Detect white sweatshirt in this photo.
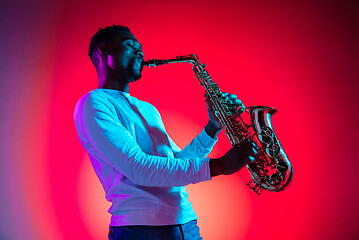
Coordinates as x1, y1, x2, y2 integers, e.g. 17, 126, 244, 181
73, 89, 216, 226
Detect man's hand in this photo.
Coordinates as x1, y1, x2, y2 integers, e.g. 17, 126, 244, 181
205, 92, 245, 139
209, 139, 258, 177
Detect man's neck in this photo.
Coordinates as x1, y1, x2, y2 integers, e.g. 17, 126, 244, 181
99, 80, 130, 93
97, 70, 130, 93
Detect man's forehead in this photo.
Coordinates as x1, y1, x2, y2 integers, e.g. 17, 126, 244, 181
113, 32, 137, 42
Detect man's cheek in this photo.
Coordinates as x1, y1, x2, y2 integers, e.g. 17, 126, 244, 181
115, 56, 129, 69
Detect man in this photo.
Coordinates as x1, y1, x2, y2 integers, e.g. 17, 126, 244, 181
73, 25, 258, 240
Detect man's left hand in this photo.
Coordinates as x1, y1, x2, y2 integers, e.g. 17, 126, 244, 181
204, 92, 245, 138
206, 92, 245, 128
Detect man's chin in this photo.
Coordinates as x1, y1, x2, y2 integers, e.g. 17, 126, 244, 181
129, 74, 142, 82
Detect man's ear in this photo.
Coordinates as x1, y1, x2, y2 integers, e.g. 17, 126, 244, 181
98, 43, 108, 56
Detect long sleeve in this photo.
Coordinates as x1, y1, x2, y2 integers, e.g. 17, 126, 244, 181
74, 91, 212, 187
168, 129, 217, 159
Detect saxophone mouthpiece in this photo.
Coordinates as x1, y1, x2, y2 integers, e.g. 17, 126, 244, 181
143, 58, 168, 67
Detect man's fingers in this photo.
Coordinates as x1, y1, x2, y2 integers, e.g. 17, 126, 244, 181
238, 139, 258, 149
221, 92, 245, 112
244, 156, 256, 164
241, 147, 258, 157
233, 99, 242, 105
222, 92, 237, 100
236, 140, 259, 159
228, 94, 237, 99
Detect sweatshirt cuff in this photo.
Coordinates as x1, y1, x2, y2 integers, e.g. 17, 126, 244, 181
193, 157, 212, 183
197, 128, 217, 149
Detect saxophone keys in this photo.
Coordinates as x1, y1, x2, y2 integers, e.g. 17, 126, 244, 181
268, 173, 282, 186
275, 158, 289, 173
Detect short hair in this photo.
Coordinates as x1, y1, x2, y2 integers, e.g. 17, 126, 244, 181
88, 25, 133, 68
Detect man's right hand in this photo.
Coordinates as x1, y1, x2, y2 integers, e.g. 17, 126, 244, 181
209, 139, 258, 177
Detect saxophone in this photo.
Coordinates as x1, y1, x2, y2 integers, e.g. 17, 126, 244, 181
143, 54, 293, 195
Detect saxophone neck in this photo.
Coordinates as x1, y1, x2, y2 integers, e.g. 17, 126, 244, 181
143, 54, 200, 67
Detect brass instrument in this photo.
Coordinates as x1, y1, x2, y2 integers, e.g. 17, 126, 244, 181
143, 55, 293, 195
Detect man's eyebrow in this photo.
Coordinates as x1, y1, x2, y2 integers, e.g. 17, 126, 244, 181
124, 39, 142, 49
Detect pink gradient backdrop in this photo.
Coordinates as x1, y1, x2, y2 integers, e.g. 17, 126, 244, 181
1, 0, 358, 239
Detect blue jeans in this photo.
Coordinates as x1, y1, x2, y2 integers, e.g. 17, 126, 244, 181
108, 220, 203, 240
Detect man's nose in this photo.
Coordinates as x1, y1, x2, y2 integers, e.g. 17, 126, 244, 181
135, 50, 144, 58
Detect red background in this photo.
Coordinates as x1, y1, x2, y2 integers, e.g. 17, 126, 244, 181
1, 0, 358, 239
